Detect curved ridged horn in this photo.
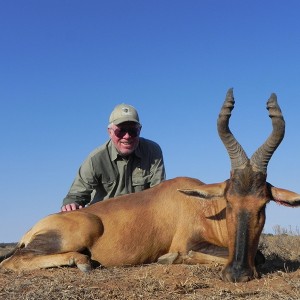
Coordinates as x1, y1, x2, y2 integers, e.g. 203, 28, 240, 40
250, 93, 285, 173
217, 88, 249, 170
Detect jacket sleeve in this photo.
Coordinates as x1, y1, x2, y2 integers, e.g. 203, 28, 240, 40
149, 142, 166, 187
62, 156, 98, 207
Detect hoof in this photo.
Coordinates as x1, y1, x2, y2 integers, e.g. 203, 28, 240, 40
77, 263, 92, 272
157, 252, 179, 264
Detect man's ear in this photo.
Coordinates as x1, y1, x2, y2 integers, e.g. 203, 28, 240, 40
107, 127, 113, 138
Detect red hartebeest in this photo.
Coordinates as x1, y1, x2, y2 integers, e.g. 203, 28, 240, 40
1, 89, 300, 282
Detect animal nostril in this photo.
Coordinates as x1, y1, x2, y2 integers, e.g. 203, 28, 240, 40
222, 264, 254, 282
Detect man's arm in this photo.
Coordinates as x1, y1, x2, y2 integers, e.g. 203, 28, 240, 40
149, 142, 166, 187
61, 157, 98, 211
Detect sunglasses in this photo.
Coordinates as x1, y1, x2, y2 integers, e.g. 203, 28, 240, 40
111, 126, 141, 138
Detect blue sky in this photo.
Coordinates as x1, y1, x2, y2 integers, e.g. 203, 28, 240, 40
1, 1, 300, 242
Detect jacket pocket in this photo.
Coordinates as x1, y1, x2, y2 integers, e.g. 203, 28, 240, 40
132, 175, 151, 192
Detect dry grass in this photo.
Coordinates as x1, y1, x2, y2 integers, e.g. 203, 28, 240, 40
0, 232, 299, 299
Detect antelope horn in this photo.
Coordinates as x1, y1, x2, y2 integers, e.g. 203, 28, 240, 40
217, 88, 249, 170
250, 93, 285, 173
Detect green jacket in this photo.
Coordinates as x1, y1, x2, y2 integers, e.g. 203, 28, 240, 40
62, 137, 166, 207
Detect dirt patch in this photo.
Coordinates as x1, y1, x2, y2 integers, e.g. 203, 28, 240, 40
0, 235, 299, 299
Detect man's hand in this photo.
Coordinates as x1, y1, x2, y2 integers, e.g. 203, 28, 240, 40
61, 203, 83, 212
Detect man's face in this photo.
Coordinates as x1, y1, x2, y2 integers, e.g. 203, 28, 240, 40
108, 122, 141, 156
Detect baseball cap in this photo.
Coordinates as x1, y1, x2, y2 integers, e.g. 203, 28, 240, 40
109, 104, 140, 125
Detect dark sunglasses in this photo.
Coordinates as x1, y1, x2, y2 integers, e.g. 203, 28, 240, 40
112, 126, 141, 138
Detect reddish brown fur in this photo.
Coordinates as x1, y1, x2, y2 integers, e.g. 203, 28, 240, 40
1, 175, 299, 282
0, 178, 228, 270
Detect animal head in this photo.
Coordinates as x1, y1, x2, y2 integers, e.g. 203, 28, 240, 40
218, 88, 284, 281
181, 89, 300, 282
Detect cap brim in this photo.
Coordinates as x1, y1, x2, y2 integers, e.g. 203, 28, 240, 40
113, 117, 140, 125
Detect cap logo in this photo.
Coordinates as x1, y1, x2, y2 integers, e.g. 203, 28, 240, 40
121, 107, 132, 116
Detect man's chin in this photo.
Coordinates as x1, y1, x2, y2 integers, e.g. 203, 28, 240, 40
118, 148, 135, 156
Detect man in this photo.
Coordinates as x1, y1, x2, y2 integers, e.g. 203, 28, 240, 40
61, 103, 166, 211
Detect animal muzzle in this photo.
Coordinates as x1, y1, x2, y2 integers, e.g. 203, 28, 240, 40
221, 262, 257, 282
221, 211, 260, 282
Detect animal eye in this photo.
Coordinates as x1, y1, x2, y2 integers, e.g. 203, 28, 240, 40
226, 201, 232, 210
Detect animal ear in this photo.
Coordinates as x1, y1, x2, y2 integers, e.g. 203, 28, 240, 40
178, 182, 226, 200
269, 184, 300, 207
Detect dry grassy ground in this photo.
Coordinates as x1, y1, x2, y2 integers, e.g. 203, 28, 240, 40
0, 233, 299, 300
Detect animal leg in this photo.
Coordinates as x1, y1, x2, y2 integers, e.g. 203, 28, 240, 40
0, 251, 92, 272
181, 250, 228, 265
157, 250, 228, 265
157, 252, 180, 264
